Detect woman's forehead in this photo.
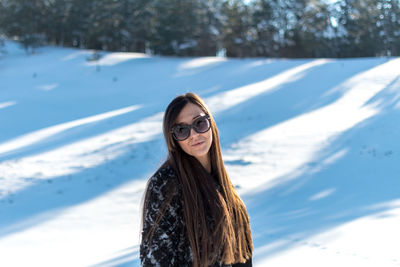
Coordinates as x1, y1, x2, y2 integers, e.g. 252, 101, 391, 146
176, 103, 205, 124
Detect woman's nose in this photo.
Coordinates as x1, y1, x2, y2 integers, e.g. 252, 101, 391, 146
190, 127, 199, 138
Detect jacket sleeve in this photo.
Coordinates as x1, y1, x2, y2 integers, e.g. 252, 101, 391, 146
140, 171, 183, 267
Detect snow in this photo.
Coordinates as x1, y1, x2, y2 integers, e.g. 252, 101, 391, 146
86, 52, 149, 67
0, 40, 399, 267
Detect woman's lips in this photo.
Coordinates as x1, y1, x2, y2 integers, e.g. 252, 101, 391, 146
192, 141, 204, 147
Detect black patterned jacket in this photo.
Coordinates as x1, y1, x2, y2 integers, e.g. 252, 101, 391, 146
140, 163, 252, 267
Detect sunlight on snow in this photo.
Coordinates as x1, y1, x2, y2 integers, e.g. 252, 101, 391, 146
309, 188, 337, 201
307, 148, 349, 175
178, 57, 227, 69
240, 59, 275, 70
256, 198, 400, 266
175, 57, 227, 77
85, 52, 149, 66
0, 61, 330, 198
0, 178, 145, 267
61, 50, 93, 61
224, 58, 400, 194
0, 101, 16, 109
206, 59, 331, 114
0, 106, 162, 196
0, 111, 162, 184
0, 105, 142, 156
36, 83, 59, 91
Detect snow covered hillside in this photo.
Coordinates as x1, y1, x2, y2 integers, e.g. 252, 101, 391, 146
1, 41, 400, 267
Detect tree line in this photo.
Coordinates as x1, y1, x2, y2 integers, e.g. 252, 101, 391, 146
0, 0, 399, 58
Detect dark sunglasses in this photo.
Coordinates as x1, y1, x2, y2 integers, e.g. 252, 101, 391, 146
171, 115, 211, 141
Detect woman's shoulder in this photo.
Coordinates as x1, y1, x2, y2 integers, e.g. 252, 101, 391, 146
147, 161, 179, 196
154, 161, 176, 178
151, 161, 177, 182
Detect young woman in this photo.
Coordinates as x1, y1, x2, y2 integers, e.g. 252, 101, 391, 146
140, 93, 253, 267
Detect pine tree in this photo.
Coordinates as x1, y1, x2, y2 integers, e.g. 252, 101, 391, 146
191, 0, 221, 56
220, 0, 253, 57
336, 0, 382, 57
291, 0, 331, 57
0, 0, 47, 52
41, 0, 69, 46
376, 0, 400, 56
119, 0, 154, 53
150, 0, 219, 56
251, 0, 277, 57
150, 0, 193, 55
60, 0, 93, 49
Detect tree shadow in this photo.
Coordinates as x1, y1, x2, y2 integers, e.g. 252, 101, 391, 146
239, 65, 400, 263
0, 50, 306, 147
0, 135, 166, 238
215, 57, 389, 147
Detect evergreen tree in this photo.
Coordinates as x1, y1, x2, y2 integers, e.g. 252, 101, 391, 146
0, 0, 399, 57
150, 0, 194, 55
66, 0, 93, 48
150, 0, 220, 56
0, 0, 47, 52
376, 0, 400, 56
220, 0, 254, 57
42, 0, 71, 46
289, 0, 331, 57
119, 0, 154, 52
251, 0, 278, 57
191, 0, 222, 56
336, 0, 382, 57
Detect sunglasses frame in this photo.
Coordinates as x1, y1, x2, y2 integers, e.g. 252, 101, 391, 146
171, 115, 211, 141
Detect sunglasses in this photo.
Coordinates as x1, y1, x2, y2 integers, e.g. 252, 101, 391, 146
171, 115, 211, 141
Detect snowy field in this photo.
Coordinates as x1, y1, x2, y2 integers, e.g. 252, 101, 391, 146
0, 41, 399, 267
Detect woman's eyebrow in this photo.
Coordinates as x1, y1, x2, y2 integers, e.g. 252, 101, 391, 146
192, 114, 202, 120
176, 113, 204, 124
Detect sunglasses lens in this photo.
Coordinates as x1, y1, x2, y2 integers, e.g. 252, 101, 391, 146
171, 116, 211, 141
193, 117, 210, 133
173, 125, 190, 141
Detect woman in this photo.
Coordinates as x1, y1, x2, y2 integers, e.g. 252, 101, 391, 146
140, 93, 253, 267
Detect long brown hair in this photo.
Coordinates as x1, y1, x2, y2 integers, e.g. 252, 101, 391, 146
145, 92, 252, 266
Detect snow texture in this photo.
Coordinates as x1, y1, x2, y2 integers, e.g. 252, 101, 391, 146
0, 41, 399, 267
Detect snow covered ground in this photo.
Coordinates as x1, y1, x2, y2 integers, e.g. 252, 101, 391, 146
0, 41, 399, 267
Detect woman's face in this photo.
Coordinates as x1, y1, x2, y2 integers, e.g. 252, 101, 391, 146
175, 102, 213, 166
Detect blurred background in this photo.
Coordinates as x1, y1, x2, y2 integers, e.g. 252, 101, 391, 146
1, 0, 400, 58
